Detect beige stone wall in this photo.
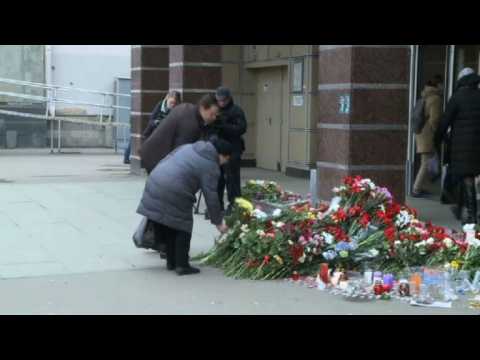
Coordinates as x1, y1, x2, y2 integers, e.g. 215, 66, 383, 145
221, 45, 316, 172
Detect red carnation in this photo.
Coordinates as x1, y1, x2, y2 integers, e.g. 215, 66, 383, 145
455, 240, 468, 253
332, 208, 347, 223
376, 210, 386, 220
429, 242, 443, 251
359, 212, 371, 228
384, 226, 396, 242
326, 226, 349, 242
353, 175, 363, 183
351, 184, 363, 193
386, 202, 401, 218
290, 244, 304, 266
344, 176, 354, 186
376, 210, 393, 226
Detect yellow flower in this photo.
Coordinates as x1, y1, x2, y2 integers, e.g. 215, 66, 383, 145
274, 255, 284, 265
235, 198, 254, 212
308, 212, 316, 220
451, 261, 460, 270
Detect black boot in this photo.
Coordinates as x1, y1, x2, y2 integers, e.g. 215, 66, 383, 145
165, 237, 176, 271
463, 177, 478, 225
174, 232, 200, 276
450, 180, 464, 222
154, 243, 167, 259
450, 205, 462, 221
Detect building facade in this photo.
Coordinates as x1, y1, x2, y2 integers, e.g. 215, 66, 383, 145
0, 45, 131, 148
129, 45, 480, 203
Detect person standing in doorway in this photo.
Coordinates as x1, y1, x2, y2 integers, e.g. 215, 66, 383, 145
435, 68, 480, 224
136, 138, 231, 275
412, 76, 443, 198
123, 91, 182, 164
208, 87, 247, 216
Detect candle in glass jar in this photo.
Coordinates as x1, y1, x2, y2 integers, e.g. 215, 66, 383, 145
319, 263, 330, 284
373, 271, 383, 283
364, 270, 373, 284
374, 281, 384, 295
383, 274, 394, 287
410, 273, 422, 295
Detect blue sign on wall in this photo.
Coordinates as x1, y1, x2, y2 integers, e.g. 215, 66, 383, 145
338, 95, 351, 115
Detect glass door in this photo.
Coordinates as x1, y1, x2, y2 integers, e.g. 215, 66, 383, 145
407, 45, 450, 196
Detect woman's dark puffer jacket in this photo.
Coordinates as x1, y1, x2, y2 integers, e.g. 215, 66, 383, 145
435, 73, 480, 177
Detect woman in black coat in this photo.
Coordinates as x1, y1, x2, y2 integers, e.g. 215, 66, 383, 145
435, 68, 480, 224
142, 90, 182, 140
123, 91, 181, 164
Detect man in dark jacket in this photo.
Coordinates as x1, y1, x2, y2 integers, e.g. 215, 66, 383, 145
140, 94, 219, 174
435, 68, 480, 224
207, 87, 247, 215
136, 139, 231, 275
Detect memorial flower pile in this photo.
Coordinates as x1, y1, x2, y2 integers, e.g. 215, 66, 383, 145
194, 176, 480, 281
242, 180, 302, 203
194, 196, 328, 279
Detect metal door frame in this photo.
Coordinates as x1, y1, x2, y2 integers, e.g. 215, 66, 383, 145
406, 45, 419, 197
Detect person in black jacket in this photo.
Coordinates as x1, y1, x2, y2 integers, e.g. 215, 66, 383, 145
123, 91, 181, 164
207, 87, 247, 215
142, 91, 182, 140
435, 68, 480, 224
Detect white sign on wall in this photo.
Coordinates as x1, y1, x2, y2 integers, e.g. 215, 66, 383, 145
293, 95, 304, 107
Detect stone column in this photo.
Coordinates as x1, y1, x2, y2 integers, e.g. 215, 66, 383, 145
169, 45, 223, 103
130, 45, 169, 174
315, 45, 410, 202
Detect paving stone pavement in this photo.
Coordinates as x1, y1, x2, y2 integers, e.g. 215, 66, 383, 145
0, 149, 476, 314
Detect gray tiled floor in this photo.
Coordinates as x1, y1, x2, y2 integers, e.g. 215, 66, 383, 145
0, 149, 476, 314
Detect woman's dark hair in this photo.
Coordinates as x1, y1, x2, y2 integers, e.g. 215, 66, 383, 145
166, 90, 182, 104
210, 137, 233, 156
198, 94, 218, 109
427, 75, 443, 87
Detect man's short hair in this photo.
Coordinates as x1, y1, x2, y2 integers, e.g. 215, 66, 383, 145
198, 94, 218, 109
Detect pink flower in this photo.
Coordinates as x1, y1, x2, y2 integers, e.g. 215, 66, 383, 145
299, 236, 308, 246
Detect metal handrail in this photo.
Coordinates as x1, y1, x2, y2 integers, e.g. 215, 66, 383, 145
0, 77, 131, 98
0, 108, 130, 127
0, 76, 131, 154
0, 90, 130, 111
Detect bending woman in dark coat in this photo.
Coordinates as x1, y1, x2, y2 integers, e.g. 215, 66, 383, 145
435, 68, 480, 224
136, 139, 231, 275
